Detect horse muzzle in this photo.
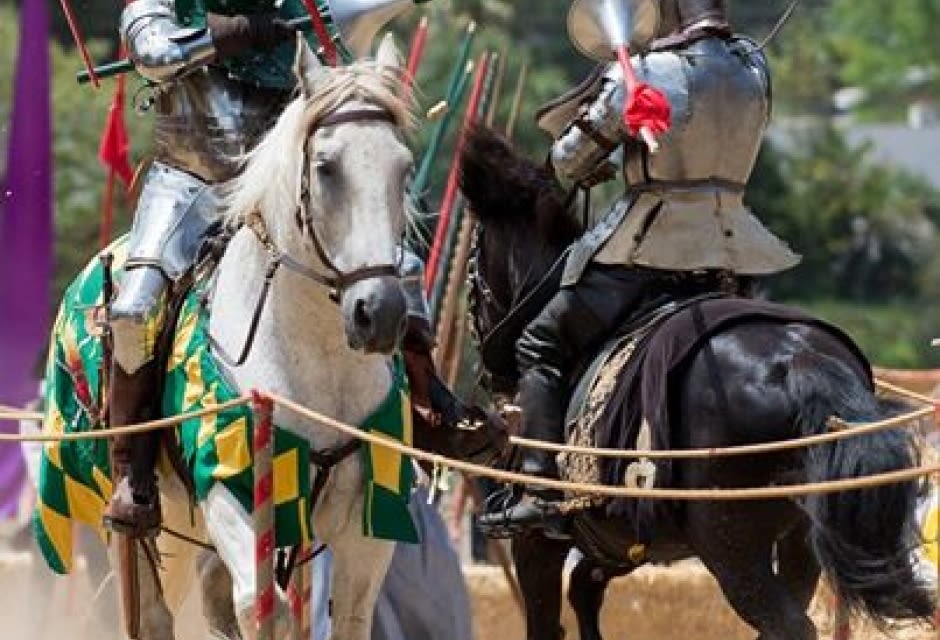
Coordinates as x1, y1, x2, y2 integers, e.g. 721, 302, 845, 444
341, 277, 407, 355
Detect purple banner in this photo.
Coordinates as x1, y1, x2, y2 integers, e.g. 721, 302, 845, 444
0, 0, 52, 520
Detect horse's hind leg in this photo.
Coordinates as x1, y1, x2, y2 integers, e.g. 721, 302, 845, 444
568, 557, 634, 640
198, 550, 242, 640
512, 531, 571, 640
686, 502, 817, 640
776, 519, 821, 612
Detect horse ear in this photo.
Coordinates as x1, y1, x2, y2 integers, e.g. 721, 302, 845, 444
293, 32, 327, 97
375, 33, 403, 73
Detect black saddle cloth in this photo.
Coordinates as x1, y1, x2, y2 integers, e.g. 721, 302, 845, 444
571, 296, 870, 526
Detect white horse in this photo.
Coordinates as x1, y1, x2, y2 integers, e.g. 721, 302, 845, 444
127, 35, 416, 640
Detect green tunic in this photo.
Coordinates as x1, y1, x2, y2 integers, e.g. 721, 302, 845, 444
174, 0, 351, 89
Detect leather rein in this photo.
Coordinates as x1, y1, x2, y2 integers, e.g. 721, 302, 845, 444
216, 106, 403, 367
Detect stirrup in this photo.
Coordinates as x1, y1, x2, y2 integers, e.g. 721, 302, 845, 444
477, 487, 570, 540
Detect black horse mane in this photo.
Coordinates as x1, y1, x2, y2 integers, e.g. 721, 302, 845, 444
460, 125, 583, 250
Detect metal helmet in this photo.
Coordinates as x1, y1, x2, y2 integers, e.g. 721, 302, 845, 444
657, 0, 730, 38
567, 0, 661, 61
325, 0, 431, 58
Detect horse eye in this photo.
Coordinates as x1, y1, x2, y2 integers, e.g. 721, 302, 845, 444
315, 158, 336, 178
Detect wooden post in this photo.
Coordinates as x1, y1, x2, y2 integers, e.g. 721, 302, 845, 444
288, 543, 312, 640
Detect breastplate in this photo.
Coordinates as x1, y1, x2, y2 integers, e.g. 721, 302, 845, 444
624, 37, 770, 188
153, 66, 291, 182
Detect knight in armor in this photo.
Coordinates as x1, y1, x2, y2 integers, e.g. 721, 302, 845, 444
104, 0, 495, 538
480, 0, 800, 532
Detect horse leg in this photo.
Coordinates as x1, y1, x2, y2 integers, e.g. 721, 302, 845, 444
776, 519, 821, 613
511, 530, 571, 640
203, 485, 293, 640
686, 502, 816, 640
198, 550, 243, 640
568, 557, 633, 640
314, 461, 394, 640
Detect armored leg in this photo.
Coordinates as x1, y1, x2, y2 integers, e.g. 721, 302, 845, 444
479, 265, 653, 535
515, 264, 655, 479
104, 267, 168, 538
103, 163, 219, 538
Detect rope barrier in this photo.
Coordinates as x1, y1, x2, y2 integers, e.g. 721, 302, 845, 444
0, 379, 935, 500
507, 405, 934, 460
0, 397, 252, 441
874, 378, 940, 407
267, 392, 940, 502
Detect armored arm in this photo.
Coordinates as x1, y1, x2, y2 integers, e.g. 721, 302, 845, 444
120, 0, 296, 84
549, 64, 627, 188
120, 0, 216, 83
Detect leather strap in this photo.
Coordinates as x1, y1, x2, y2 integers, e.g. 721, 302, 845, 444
314, 108, 397, 130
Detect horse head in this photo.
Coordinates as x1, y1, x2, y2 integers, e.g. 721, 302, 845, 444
227, 34, 415, 355
460, 126, 582, 392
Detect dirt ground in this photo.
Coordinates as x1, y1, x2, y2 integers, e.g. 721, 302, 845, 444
466, 562, 937, 640
1, 535, 934, 640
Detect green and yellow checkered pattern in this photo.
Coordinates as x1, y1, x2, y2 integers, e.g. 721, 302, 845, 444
34, 237, 416, 575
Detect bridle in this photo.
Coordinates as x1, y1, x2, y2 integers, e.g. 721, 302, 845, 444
248, 106, 403, 298
215, 104, 406, 367
467, 224, 572, 393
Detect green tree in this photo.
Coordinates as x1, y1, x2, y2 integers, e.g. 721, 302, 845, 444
763, 124, 939, 301
829, 0, 940, 109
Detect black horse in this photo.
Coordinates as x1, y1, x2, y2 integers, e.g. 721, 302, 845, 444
459, 126, 934, 640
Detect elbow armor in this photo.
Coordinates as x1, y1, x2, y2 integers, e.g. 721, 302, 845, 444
550, 66, 626, 186
120, 0, 216, 83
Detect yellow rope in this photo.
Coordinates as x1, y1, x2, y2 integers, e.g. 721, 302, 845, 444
508, 405, 934, 460
269, 392, 940, 502
0, 377, 935, 500
0, 397, 252, 441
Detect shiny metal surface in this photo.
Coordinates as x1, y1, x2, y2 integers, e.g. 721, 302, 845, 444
552, 35, 797, 281
121, 0, 216, 83
567, 0, 660, 61
151, 66, 289, 182
125, 162, 220, 281
552, 37, 768, 189
623, 37, 769, 187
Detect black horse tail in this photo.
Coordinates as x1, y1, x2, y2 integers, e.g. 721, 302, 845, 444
459, 125, 582, 247
787, 351, 934, 624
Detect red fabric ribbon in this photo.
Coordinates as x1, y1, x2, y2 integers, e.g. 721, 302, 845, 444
98, 73, 133, 187
624, 83, 671, 137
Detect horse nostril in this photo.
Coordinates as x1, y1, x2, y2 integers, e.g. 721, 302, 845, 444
354, 298, 371, 330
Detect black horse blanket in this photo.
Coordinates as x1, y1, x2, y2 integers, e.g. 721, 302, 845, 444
592, 296, 871, 526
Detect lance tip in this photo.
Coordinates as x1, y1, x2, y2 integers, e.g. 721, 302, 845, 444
467, 21, 477, 34
419, 16, 429, 28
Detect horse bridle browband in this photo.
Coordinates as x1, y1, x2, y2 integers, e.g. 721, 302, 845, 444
215, 105, 404, 367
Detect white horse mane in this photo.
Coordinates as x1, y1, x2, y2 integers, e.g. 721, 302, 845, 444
224, 60, 416, 228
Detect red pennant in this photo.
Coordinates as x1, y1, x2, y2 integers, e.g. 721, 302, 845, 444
624, 83, 671, 137
97, 73, 133, 187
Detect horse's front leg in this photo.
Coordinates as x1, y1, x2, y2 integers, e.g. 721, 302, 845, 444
315, 460, 395, 640
512, 530, 573, 640
203, 485, 293, 640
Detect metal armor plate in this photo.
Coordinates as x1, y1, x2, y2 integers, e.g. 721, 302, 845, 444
125, 162, 220, 281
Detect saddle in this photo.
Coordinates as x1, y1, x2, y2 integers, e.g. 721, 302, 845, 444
551, 294, 870, 555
